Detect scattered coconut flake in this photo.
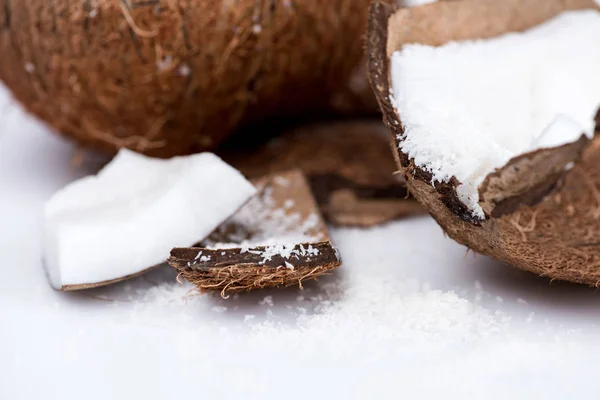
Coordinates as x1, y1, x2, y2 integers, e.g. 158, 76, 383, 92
283, 199, 295, 209
211, 306, 227, 313
24, 63, 35, 73
518, 298, 529, 306
177, 63, 191, 77
274, 176, 290, 187
157, 55, 173, 71
401, 0, 437, 6
43, 149, 256, 290
259, 296, 274, 307
390, 10, 600, 218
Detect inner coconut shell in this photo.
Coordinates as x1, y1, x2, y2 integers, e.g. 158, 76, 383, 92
367, 0, 600, 285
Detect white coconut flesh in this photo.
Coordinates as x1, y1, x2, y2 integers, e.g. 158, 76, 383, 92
390, 10, 600, 219
43, 150, 256, 290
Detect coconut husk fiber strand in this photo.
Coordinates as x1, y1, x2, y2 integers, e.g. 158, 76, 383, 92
169, 169, 341, 296
0, 0, 383, 157
222, 120, 423, 227
367, 0, 600, 285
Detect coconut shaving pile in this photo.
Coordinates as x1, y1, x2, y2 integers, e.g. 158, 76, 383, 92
391, 10, 600, 218
129, 220, 507, 347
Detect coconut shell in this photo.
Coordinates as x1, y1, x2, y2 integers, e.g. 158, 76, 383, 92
0, 0, 383, 157
169, 170, 341, 296
221, 120, 423, 226
367, 0, 600, 285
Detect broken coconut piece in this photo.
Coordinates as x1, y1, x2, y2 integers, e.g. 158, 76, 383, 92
43, 149, 256, 291
367, 0, 600, 285
388, 8, 600, 219
222, 120, 422, 227
168, 170, 341, 296
169, 242, 340, 297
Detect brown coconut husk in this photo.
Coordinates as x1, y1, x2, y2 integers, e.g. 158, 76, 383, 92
222, 120, 423, 227
367, 0, 600, 285
0, 0, 385, 157
168, 169, 341, 296
169, 242, 341, 298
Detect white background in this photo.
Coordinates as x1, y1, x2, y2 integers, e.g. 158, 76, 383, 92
2, 85, 600, 399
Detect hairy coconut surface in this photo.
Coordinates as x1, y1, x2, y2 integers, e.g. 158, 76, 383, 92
169, 242, 341, 297
0, 0, 383, 157
222, 120, 423, 226
368, 0, 600, 285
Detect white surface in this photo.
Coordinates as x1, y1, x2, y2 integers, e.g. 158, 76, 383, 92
44, 148, 255, 289
391, 10, 600, 217
2, 90, 600, 400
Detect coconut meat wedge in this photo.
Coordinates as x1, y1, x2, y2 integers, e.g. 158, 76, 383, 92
368, 0, 600, 284
44, 150, 256, 291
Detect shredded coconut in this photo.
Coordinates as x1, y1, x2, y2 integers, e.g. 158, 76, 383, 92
177, 63, 191, 77
156, 55, 173, 72
24, 63, 35, 74
122, 221, 512, 352
273, 176, 290, 187
391, 10, 600, 218
259, 296, 274, 307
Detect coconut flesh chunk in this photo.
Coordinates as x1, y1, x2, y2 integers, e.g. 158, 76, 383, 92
390, 10, 600, 219
43, 150, 256, 291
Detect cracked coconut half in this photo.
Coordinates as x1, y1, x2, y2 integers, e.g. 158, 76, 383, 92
368, 0, 600, 284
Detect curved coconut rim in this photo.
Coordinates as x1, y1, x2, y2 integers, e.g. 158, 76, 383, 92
367, 0, 597, 225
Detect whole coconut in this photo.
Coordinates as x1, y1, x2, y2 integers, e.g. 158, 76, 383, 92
0, 0, 381, 157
